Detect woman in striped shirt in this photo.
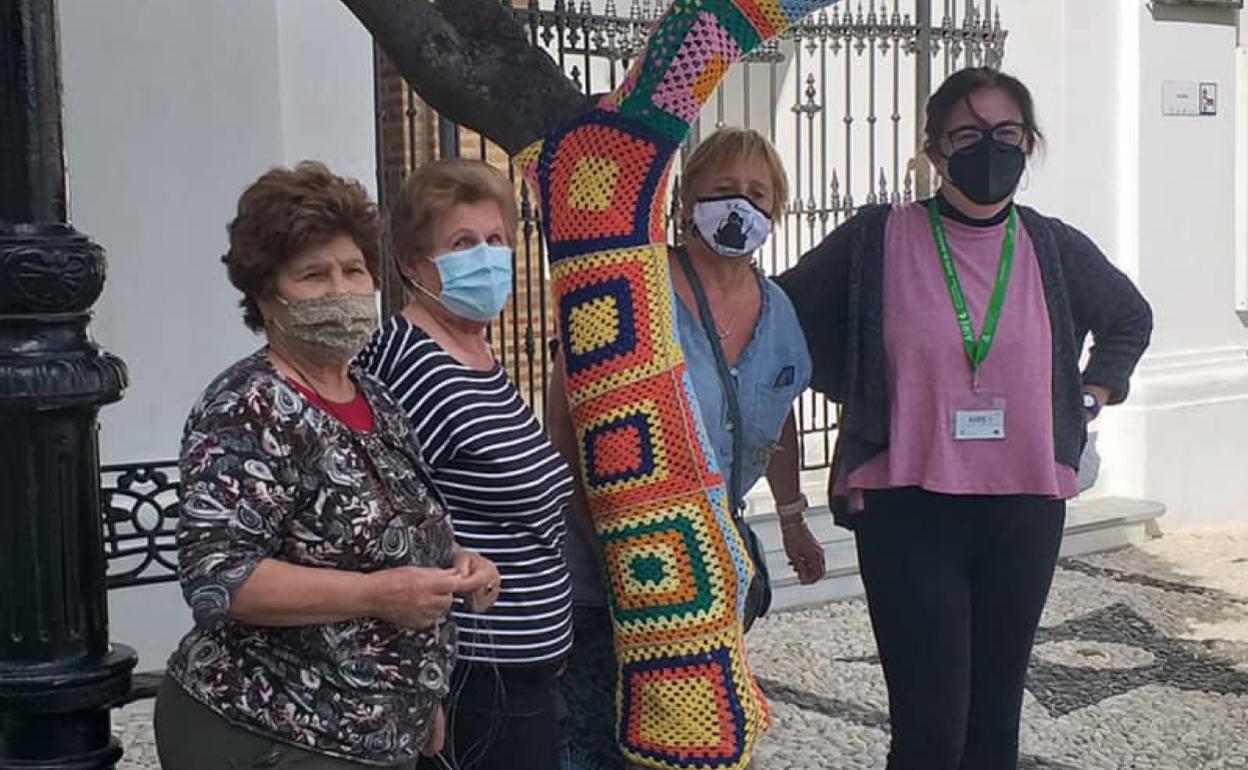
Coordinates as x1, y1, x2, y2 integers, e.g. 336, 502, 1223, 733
358, 159, 573, 770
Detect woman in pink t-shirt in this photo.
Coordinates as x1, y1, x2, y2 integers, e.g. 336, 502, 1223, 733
778, 69, 1152, 770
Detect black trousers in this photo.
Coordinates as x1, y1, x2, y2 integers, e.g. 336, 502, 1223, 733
419, 661, 563, 770
855, 487, 1066, 770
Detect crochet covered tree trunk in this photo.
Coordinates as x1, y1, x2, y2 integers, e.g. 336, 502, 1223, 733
515, 2, 839, 768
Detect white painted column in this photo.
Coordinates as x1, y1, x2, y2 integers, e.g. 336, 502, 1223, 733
1116, 2, 1248, 529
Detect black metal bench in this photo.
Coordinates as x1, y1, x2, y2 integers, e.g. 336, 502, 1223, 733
101, 460, 181, 701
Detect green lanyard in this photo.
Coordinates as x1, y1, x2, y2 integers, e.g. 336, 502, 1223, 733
926, 198, 1017, 390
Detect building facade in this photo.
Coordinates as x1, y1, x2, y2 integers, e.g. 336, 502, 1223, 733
57, 0, 1248, 667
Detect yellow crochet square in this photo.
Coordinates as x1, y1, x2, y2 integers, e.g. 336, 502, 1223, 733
569, 156, 622, 212
636, 676, 722, 748
616, 629, 771, 770
552, 245, 681, 406
567, 295, 622, 356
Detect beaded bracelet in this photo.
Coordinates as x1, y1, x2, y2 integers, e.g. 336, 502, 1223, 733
777, 493, 809, 528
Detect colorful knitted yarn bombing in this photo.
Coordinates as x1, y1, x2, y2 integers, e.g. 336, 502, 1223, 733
518, 1, 839, 767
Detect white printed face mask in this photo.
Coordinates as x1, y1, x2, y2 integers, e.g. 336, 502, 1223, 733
691, 195, 773, 259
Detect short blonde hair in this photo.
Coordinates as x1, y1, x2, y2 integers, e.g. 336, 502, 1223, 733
388, 159, 519, 269
680, 127, 789, 226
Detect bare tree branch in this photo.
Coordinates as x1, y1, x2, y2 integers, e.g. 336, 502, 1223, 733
340, 0, 593, 156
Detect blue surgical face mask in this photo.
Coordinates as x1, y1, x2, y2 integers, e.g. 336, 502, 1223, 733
414, 243, 513, 322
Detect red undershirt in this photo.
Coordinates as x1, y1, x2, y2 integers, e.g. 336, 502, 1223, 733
288, 379, 375, 433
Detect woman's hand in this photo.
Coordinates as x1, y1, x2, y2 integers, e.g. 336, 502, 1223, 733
1084, 384, 1112, 423
421, 704, 446, 757
452, 548, 502, 612
781, 518, 826, 585
365, 566, 461, 629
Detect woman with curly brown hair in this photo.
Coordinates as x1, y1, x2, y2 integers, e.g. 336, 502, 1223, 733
153, 161, 500, 769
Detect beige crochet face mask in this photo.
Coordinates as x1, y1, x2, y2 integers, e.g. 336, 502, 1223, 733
271, 292, 378, 365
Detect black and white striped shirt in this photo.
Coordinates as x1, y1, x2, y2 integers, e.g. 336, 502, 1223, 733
359, 316, 574, 665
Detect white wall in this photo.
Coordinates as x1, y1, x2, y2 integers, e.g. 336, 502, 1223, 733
60, 0, 376, 468
276, 1, 377, 184
57, 0, 1248, 667
61, 0, 283, 467
1123, 2, 1248, 529
997, 0, 1248, 529
59, 0, 376, 669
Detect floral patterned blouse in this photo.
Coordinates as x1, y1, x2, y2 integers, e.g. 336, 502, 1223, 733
167, 350, 457, 765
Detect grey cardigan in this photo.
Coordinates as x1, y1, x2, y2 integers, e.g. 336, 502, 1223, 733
775, 203, 1153, 525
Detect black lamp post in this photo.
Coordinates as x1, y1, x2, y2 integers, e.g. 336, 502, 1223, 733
0, 1, 137, 767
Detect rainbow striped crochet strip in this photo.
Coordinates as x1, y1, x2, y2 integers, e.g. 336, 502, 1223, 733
518, 2, 838, 768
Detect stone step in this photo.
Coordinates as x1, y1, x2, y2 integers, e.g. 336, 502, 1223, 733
745, 496, 1166, 612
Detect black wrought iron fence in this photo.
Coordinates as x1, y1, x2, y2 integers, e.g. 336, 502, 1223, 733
374, 0, 1007, 470
101, 461, 181, 589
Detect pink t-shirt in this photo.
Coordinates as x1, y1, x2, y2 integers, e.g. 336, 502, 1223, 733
848, 202, 1078, 500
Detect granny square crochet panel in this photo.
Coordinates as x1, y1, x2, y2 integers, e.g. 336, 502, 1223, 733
517, 2, 839, 767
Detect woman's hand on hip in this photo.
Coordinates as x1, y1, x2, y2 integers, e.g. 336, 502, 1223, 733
452, 548, 502, 612
365, 566, 460, 629
1084, 384, 1112, 423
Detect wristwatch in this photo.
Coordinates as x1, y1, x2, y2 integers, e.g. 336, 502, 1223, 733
1082, 391, 1103, 420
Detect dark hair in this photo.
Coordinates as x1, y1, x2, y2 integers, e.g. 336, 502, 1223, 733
923, 67, 1044, 158
222, 161, 381, 332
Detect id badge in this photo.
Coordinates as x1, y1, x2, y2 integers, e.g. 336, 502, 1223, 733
951, 392, 1006, 441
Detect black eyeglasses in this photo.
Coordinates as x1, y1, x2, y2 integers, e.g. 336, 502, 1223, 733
945, 121, 1027, 153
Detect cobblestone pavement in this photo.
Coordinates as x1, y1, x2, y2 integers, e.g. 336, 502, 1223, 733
114, 529, 1248, 769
